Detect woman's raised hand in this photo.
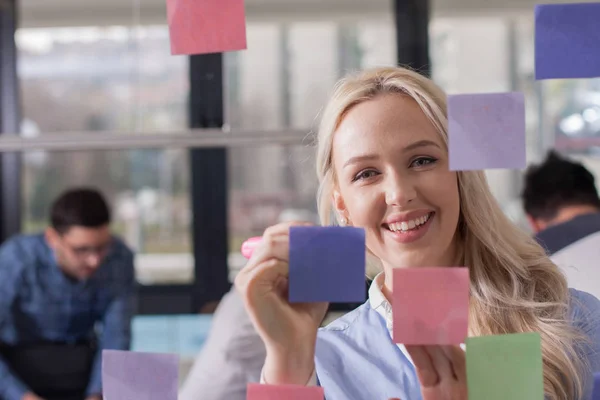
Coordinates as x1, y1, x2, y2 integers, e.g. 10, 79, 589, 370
235, 221, 329, 385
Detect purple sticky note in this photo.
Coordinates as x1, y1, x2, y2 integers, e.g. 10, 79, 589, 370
593, 372, 600, 400
448, 92, 526, 171
535, 3, 600, 80
289, 226, 366, 303
102, 350, 178, 400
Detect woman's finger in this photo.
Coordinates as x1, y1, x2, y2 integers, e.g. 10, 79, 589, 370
425, 346, 454, 381
441, 345, 467, 382
235, 258, 289, 299
246, 235, 289, 268
246, 221, 313, 266
405, 345, 439, 386
236, 221, 314, 296
262, 220, 314, 238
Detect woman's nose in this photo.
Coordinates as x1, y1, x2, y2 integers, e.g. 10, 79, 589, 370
384, 175, 416, 207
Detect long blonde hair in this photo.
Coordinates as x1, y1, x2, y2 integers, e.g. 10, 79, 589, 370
315, 66, 586, 399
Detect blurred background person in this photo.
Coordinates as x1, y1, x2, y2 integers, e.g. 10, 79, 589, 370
522, 150, 600, 299
0, 188, 135, 400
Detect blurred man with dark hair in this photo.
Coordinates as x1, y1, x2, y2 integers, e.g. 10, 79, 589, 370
522, 150, 600, 299
0, 188, 135, 400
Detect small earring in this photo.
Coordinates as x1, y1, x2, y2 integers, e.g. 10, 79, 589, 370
340, 216, 347, 226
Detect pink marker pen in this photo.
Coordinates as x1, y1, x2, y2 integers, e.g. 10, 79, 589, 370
241, 236, 262, 259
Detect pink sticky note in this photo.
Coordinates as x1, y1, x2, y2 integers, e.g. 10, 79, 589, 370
392, 267, 469, 345
166, 0, 247, 55
247, 383, 325, 400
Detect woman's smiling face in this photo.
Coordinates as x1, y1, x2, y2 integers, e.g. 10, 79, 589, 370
332, 93, 460, 272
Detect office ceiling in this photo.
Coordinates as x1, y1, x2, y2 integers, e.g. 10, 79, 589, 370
19, 0, 387, 28
18, 0, 600, 28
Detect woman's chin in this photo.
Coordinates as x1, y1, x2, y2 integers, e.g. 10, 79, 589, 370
381, 256, 433, 270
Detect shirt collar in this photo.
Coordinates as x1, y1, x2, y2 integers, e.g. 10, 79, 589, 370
368, 271, 416, 366
369, 272, 393, 332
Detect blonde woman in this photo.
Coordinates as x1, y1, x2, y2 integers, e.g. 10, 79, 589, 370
235, 67, 600, 400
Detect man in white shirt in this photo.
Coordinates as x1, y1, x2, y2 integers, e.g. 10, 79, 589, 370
179, 287, 266, 400
522, 150, 600, 300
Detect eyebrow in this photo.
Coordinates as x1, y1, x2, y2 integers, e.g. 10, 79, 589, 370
343, 140, 441, 168
404, 139, 441, 152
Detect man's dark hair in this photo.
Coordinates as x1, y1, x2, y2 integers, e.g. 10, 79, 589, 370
522, 150, 600, 220
50, 188, 111, 234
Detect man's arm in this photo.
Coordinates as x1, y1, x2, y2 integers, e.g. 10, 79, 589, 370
0, 239, 35, 400
179, 289, 268, 400
86, 250, 136, 397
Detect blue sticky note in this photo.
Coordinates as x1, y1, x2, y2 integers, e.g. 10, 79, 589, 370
102, 350, 178, 400
535, 3, 600, 80
289, 226, 366, 303
592, 372, 600, 400
448, 92, 526, 171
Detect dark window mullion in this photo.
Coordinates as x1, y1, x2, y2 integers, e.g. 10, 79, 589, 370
189, 53, 231, 313
0, 0, 22, 243
393, 0, 431, 77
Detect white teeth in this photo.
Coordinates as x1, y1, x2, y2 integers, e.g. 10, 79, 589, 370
387, 213, 431, 233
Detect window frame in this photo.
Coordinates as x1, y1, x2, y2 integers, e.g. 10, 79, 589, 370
1, 0, 430, 315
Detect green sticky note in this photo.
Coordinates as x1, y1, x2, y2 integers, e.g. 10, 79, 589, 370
466, 332, 544, 400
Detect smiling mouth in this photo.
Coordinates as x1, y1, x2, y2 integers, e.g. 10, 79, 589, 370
383, 212, 434, 233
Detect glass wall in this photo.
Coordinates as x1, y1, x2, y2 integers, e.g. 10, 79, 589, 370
225, 18, 396, 272
17, 25, 192, 284
15, 2, 396, 368
16, 10, 396, 282
429, 3, 600, 230
430, 17, 524, 222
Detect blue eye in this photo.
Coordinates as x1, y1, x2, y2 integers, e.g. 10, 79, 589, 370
410, 157, 437, 168
352, 169, 379, 182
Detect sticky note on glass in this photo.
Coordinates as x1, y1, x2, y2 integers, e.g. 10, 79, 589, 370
592, 372, 600, 400
102, 350, 178, 400
166, 0, 247, 55
289, 226, 366, 303
448, 92, 526, 171
466, 333, 543, 400
392, 267, 469, 344
535, 3, 600, 80
247, 383, 325, 400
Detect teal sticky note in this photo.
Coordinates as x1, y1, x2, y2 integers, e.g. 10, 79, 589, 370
466, 333, 543, 400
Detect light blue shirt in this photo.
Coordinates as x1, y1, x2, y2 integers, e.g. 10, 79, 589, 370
315, 274, 600, 400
